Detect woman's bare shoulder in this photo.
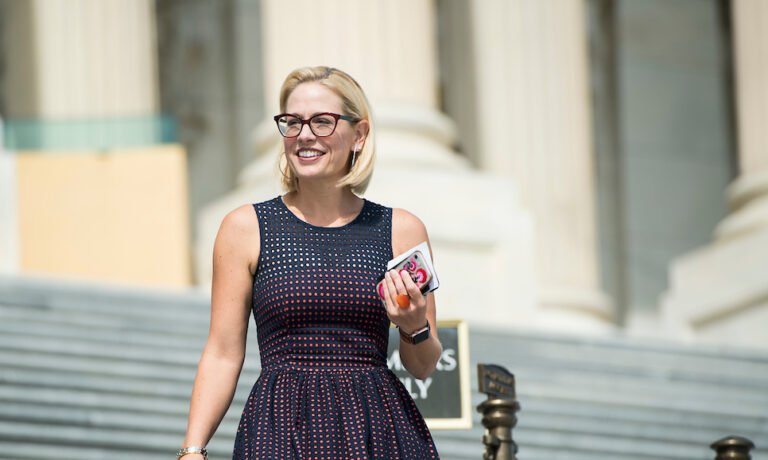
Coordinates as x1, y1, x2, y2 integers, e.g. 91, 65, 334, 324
215, 204, 261, 274
391, 207, 429, 255
221, 204, 260, 232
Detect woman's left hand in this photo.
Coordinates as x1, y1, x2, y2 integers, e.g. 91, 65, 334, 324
381, 269, 428, 333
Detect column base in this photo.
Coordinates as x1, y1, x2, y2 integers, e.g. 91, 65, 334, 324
536, 287, 615, 333
662, 224, 768, 350
715, 171, 768, 241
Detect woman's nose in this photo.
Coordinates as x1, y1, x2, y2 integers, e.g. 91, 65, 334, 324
296, 122, 316, 142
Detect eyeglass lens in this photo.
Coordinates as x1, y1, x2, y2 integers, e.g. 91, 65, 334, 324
276, 114, 338, 137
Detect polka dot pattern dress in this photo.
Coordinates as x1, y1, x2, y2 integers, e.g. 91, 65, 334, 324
233, 196, 440, 460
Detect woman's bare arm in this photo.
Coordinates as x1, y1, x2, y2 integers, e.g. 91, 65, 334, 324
382, 208, 442, 381
181, 204, 260, 455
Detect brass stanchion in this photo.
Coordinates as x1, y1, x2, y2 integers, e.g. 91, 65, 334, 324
711, 436, 755, 460
477, 364, 520, 460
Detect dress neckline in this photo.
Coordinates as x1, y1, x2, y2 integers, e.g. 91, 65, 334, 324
277, 195, 368, 230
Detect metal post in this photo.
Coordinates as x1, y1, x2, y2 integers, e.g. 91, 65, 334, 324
477, 364, 520, 460
711, 436, 755, 460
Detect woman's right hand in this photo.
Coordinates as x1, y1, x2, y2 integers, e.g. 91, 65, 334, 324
179, 454, 206, 460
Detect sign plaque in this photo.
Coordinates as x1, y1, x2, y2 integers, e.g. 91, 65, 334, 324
478, 363, 516, 399
387, 320, 471, 429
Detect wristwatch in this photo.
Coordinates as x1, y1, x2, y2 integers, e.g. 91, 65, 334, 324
400, 322, 430, 345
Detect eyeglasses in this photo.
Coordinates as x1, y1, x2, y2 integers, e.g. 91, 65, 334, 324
273, 112, 358, 138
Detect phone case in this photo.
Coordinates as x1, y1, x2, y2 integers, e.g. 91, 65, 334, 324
376, 250, 433, 300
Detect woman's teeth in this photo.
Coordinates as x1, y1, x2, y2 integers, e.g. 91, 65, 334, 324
298, 150, 323, 158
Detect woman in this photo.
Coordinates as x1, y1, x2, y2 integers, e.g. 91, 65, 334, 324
178, 66, 442, 459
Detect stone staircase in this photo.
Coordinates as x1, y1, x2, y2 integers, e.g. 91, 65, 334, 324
0, 274, 766, 460
435, 333, 768, 460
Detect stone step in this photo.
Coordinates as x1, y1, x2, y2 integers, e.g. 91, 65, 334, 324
431, 426, 738, 460
0, 317, 208, 348
0, 383, 191, 415
0, 366, 256, 401
515, 370, 768, 414
0, 303, 206, 336
516, 427, 706, 459
0, 333, 204, 365
5, 276, 767, 380
2, 377, 764, 460
4, 374, 757, 443
8, 298, 768, 393
0, 275, 208, 313
520, 396, 767, 433
3, 322, 765, 399
473, 332, 768, 383
5, 362, 762, 459
0, 420, 237, 459
16, 301, 209, 326
3, 348, 762, 427
0, 346, 200, 379
0, 342, 260, 386
3, 402, 760, 460
2, 378, 762, 454
0, 442, 182, 460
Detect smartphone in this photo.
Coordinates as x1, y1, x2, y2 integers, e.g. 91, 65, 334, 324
376, 250, 433, 300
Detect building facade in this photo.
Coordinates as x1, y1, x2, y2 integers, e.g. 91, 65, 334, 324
1, 0, 767, 349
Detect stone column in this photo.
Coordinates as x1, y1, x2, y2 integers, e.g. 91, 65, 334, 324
2, 0, 191, 287
716, 0, 768, 240
3, 0, 158, 121
662, 0, 768, 348
463, 0, 612, 328
197, 0, 539, 330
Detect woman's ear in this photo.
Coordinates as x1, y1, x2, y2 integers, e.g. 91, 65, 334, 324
355, 119, 370, 147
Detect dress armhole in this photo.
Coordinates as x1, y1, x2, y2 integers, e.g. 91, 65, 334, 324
386, 206, 395, 261
251, 203, 265, 279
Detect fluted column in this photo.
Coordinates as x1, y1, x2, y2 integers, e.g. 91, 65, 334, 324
662, 1, 768, 348
4, 0, 158, 120
467, 0, 612, 327
716, 0, 768, 240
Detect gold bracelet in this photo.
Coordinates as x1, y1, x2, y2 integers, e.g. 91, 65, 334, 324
176, 446, 208, 460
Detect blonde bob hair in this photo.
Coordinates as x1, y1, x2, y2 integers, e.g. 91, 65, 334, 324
277, 66, 375, 195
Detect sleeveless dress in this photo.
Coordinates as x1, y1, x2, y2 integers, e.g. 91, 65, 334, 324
232, 196, 440, 460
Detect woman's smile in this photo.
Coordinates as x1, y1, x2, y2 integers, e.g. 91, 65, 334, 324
296, 148, 326, 160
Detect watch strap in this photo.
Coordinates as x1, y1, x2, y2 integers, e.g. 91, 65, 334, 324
399, 322, 430, 345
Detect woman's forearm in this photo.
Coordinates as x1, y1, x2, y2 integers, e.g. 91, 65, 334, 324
399, 334, 442, 381
183, 347, 245, 448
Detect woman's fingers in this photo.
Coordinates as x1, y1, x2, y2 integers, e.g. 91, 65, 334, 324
389, 269, 408, 296
381, 269, 427, 332
400, 270, 425, 302
381, 271, 401, 314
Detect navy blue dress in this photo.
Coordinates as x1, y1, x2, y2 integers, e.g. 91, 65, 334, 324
233, 197, 439, 459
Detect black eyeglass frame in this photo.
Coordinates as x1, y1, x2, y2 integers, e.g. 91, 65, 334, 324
273, 112, 359, 138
